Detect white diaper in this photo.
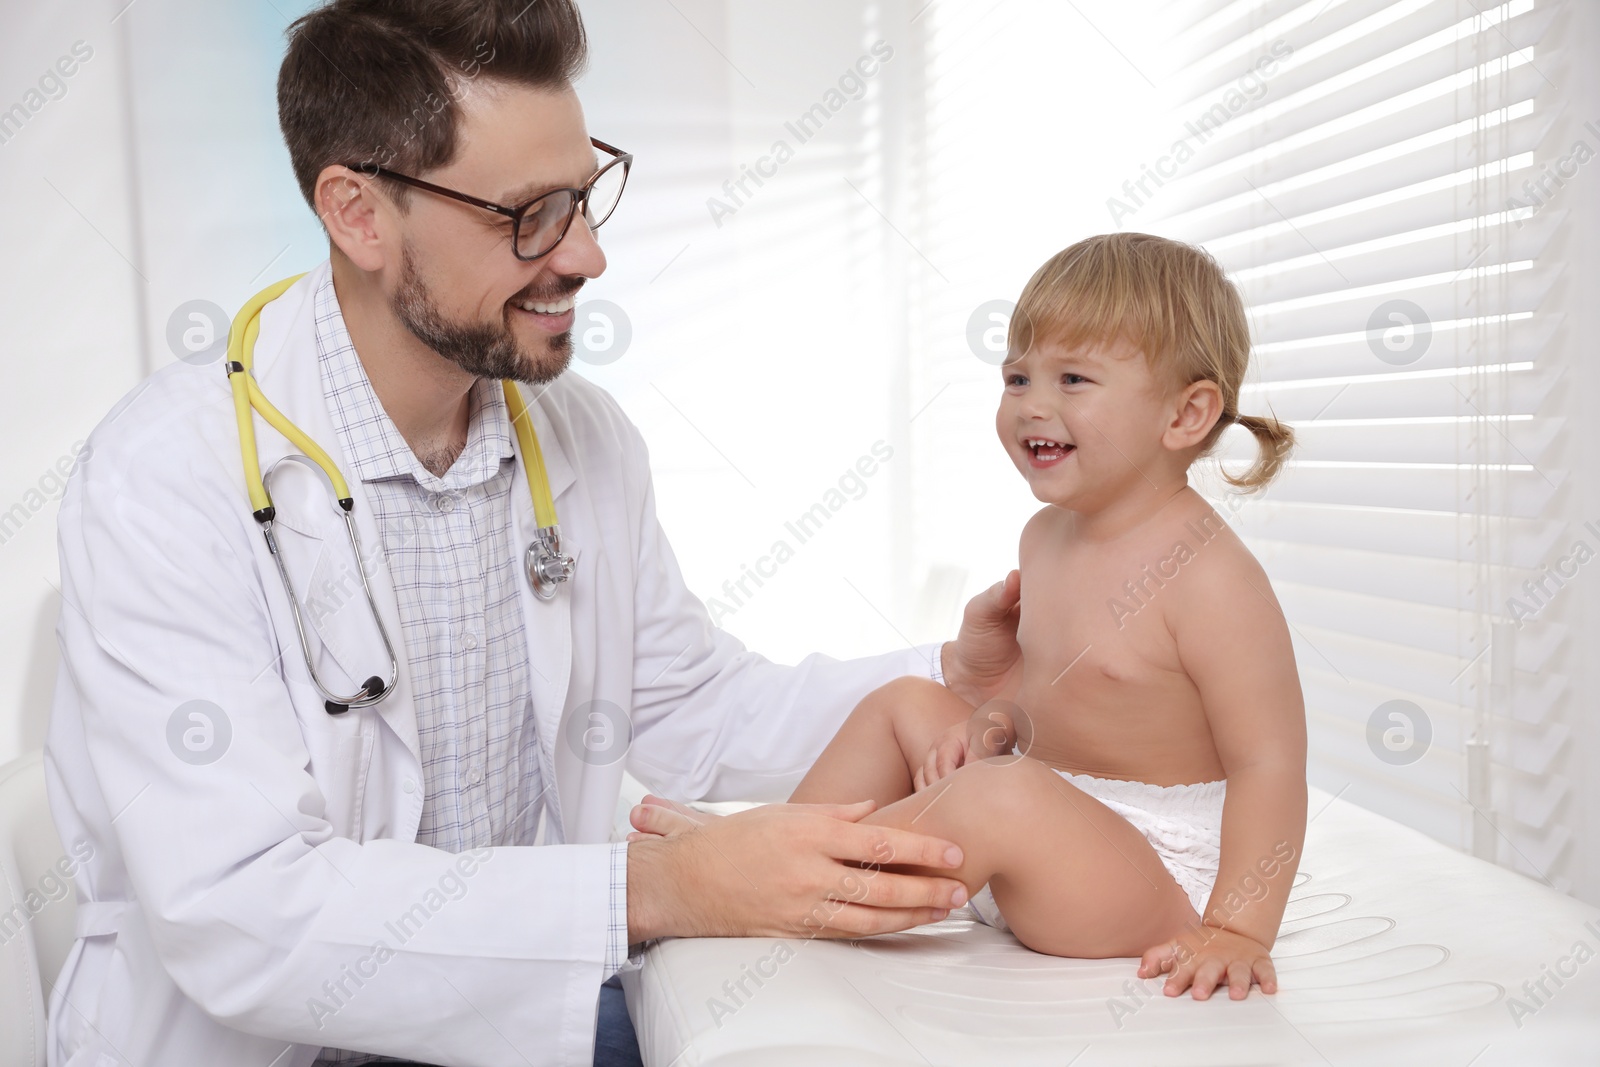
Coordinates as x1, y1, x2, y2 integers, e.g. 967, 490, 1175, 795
967, 768, 1226, 933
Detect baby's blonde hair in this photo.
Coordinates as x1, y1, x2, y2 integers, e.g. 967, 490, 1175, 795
1008, 232, 1292, 491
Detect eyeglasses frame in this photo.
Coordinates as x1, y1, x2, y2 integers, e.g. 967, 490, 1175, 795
346, 136, 633, 261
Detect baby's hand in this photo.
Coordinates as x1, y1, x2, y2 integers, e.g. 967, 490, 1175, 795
913, 711, 1015, 792
1138, 923, 1277, 1000
913, 723, 970, 791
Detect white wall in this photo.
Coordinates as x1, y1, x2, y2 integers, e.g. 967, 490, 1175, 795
0, 0, 325, 762
574, 0, 921, 665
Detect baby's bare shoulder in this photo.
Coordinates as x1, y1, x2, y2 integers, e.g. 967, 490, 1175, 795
1018, 504, 1070, 559
1160, 499, 1283, 616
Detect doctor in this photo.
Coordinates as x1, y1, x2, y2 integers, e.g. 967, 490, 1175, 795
43, 1, 1022, 1065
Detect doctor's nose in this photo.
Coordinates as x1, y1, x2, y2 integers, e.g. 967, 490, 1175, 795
542, 206, 607, 281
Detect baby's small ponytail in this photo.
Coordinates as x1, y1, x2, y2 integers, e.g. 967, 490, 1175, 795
1221, 412, 1294, 491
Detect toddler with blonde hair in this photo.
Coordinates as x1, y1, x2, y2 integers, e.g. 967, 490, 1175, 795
639, 232, 1309, 1001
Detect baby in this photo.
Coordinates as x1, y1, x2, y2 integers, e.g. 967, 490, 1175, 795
633, 232, 1307, 1002
789, 232, 1308, 1001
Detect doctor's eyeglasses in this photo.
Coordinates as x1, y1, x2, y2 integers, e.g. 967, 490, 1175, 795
349, 137, 632, 261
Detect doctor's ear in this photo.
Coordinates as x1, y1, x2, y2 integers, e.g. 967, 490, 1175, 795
1163, 378, 1225, 451
316, 165, 389, 272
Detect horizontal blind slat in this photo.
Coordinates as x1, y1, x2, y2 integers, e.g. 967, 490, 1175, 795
1172, 4, 1555, 177
1155, 60, 1549, 226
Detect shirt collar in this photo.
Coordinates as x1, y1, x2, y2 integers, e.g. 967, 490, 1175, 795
313, 269, 515, 492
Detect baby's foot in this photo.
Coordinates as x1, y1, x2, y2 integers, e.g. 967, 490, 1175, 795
627, 794, 721, 839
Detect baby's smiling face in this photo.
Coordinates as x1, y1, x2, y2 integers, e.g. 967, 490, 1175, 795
995, 334, 1184, 513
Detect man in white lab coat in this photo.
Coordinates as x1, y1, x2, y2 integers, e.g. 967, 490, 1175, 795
43, 2, 1022, 1065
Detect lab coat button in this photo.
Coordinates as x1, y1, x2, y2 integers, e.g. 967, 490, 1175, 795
402, 779, 416, 794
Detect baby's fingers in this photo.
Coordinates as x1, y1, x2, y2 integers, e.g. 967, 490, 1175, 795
935, 740, 964, 780
1189, 958, 1228, 1000
1252, 956, 1278, 995
1138, 941, 1179, 981
1226, 961, 1253, 1000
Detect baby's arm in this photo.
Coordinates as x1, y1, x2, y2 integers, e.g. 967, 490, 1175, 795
1143, 543, 1308, 999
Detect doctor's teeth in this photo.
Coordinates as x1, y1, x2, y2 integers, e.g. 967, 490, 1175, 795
517, 296, 575, 314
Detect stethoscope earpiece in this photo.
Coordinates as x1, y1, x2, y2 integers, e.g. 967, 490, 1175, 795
324, 676, 387, 716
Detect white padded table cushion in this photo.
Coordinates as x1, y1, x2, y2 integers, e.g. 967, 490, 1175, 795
622, 788, 1600, 1066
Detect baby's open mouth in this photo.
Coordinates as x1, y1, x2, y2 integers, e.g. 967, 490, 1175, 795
1025, 437, 1075, 461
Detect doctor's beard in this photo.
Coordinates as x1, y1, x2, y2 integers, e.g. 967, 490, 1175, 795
390, 241, 576, 385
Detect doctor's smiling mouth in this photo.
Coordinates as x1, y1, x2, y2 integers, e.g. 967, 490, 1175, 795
390, 239, 589, 386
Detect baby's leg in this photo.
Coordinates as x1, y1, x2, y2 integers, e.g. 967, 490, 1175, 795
862, 757, 1197, 957
790, 677, 972, 809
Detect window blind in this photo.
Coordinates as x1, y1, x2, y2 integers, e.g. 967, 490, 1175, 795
1150, 0, 1572, 886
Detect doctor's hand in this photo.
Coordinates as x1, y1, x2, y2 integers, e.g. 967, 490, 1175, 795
625, 797, 969, 943
942, 569, 1022, 706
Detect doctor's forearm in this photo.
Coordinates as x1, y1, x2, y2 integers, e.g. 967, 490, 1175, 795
626, 836, 698, 942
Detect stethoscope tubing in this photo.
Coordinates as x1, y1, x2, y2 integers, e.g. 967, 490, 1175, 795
228, 274, 572, 714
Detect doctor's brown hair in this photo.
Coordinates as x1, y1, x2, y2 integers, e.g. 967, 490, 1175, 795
1008, 232, 1294, 491
278, 0, 588, 214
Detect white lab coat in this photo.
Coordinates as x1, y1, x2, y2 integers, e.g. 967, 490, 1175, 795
43, 261, 938, 1067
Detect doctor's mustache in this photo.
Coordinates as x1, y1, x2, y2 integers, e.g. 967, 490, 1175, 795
509, 276, 585, 307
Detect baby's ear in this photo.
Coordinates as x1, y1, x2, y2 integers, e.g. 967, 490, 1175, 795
1165, 379, 1225, 450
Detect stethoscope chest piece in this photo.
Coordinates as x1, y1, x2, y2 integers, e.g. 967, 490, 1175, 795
526, 526, 575, 601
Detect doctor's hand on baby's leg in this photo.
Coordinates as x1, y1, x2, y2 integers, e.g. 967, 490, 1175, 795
623, 793, 971, 944
623, 563, 1029, 950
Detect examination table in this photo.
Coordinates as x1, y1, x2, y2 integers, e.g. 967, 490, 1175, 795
620, 786, 1600, 1066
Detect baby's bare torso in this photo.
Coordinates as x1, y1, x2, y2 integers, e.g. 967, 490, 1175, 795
1011, 492, 1245, 786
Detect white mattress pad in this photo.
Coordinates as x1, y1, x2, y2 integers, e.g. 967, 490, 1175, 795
623, 788, 1600, 1065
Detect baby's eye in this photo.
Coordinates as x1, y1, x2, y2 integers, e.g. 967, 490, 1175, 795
1062, 373, 1088, 385
1004, 373, 1028, 387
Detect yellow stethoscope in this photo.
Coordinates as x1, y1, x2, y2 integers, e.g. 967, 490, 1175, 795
227, 273, 575, 714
